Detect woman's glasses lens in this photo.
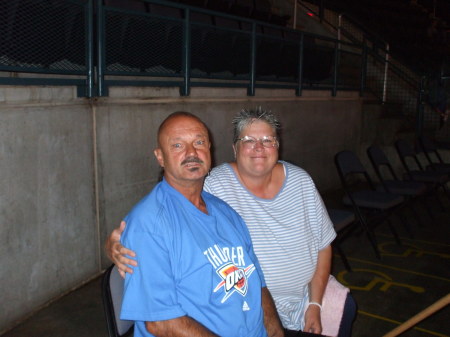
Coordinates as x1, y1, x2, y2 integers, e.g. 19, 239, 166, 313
239, 136, 278, 149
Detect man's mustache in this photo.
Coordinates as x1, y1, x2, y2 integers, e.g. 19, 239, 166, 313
181, 157, 204, 166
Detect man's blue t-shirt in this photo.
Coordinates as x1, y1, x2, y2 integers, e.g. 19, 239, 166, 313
120, 178, 267, 337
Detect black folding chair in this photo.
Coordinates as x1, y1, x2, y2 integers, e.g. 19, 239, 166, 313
335, 151, 406, 259
367, 145, 431, 224
327, 208, 357, 271
102, 265, 134, 337
395, 139, 449, 203
417, 135, 450, 174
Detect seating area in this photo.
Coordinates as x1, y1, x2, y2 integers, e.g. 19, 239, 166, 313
367, 145, 431, 225
395, 139, 450, 202
324, 0, 450, 73
334, 150, 405, 259
418, 135, 450, 174
330, 136, 450, 271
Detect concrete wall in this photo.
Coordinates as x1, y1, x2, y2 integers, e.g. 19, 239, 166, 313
0, 87, 98, 332
0, 85, 362, 333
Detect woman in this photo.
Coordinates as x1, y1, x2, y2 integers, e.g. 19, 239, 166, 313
108, 108, 355, 336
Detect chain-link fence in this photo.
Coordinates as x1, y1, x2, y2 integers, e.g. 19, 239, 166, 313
0, 0, 368, 100
104, 3, 183, 75
300, 0, 450, 141
422, 75, 450, 142
0, 0, 88, 73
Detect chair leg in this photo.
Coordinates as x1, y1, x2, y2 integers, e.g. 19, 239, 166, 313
409, 201, 424, 227
360, 223, 381, 260
366, 230, 381, 259
334, 243, 352, 272
422, 196, 436, 220
355, 211, 382, 259
441, 184, 450, 204
434, 188, 446, 211
398, 211, 414, 238
386, 218, 402, 246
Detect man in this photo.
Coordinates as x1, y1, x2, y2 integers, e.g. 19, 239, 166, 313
115, 111, 283, 337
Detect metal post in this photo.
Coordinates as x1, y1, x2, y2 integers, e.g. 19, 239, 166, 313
86, 0, 94, 97
248, 22, 256, 96
293, 0, 297, 29
181, 8, 191, 96
360, 44, 367, 97
319, 0, 324, 23
382, 43, 390, 103
296, 33, 304, 96
338, 14, 342, 42
332, 40, 339, 97
416, 77, 425, 137
96, 0, 105, 96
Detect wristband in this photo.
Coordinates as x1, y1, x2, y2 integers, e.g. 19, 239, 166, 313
308, 301, 322, 312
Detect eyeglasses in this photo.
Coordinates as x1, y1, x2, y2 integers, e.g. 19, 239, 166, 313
236, 136, 279, 149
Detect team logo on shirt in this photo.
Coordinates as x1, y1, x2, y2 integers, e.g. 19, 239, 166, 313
213, 263, 256, 302
204, 244, 257, 303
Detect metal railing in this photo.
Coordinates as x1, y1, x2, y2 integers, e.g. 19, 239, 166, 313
96, 0, 367, 97
298, 0, 450, 141
296, 0, 432, 134
1, 0, 367, 99
2, 1, 447, 139
0, 0, 94, 97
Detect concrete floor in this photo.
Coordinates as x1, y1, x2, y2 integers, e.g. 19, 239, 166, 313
2, 192, 450, 337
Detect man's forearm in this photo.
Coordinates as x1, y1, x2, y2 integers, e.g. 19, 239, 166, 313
146, 316, 218, 337
261, 287, 284, 337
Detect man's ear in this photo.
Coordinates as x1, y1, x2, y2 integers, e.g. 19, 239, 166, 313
232, 144, 237, 158
154, 148, 164, 168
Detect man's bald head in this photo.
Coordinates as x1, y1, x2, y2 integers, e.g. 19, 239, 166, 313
157, 111, 209, 147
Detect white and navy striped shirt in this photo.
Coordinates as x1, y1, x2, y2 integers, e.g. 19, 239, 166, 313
204, 161, 336, 330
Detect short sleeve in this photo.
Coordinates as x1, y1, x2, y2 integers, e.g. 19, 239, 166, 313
120, 219, 186, 322
313, 185, 336, 250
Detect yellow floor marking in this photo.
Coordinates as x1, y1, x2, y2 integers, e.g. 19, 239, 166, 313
378, 242, 450, 259
337, 269, 425, 293
377, 233, 450, 247
342, 256, 450, 282
358, 310, 450, 337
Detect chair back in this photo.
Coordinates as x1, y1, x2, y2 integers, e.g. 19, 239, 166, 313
418, 135, 445, 165
367, 145, 389, 166
395, 139, 416, 157
418, 135, 436, 153
327, 208, 356, 232
335, 150, 377, 194
102, 265, 134, 337
395, 139, 424, 172
367, 145, 399, 181
334, 150, 366, 176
